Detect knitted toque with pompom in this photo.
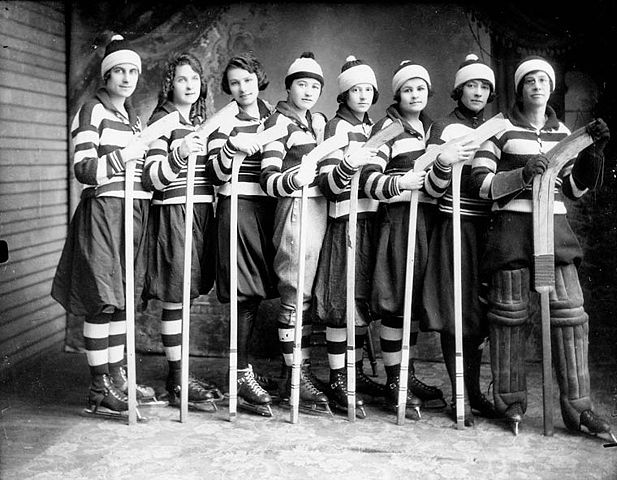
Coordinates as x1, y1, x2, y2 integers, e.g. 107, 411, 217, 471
285, 51, 324, 89
452, 53, 495, 91
100, 34, 142, 79
391, 60, 431, 95
337, 55, 378, 95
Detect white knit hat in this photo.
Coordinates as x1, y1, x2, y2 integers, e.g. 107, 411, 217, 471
100, 34, 142, 79
392, 61, 431, 95
337, 55, 378, 95
285, 52, 324, 88
514, 56, 555, 92
453, 53, 495, 91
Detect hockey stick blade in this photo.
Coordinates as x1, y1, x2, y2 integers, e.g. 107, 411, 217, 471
138, 111, 181, 146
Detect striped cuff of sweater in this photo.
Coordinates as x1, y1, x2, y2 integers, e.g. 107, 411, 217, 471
170, 146, 188, 170
108, 150, 125, 173
337, 157, 358, 180
390, 175, 402, 198
433, 156, 453, 176
222, 139, 237, 159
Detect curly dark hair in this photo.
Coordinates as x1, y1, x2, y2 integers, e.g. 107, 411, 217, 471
156, 52, 208, 124
221, 52, 269, 95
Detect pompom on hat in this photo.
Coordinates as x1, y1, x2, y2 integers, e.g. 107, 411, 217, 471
337, 55, 378, 95
392, 61, 431, 95
453, 53, 495, 91
514, 55, 555, 92
100, 34, 142, 79
285, 52, 324, 89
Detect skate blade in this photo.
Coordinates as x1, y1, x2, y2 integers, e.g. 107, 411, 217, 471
385, 403, 421, 421
280, 399, 334, 417
238, 400, 273, 417
419, 398, 447, 410
508, 420, 520, 436
138, 398, 169, 408
82, 407, 148, 423
329, 402, 367, 419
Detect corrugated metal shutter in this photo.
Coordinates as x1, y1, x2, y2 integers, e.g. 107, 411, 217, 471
0, 1, 68, 375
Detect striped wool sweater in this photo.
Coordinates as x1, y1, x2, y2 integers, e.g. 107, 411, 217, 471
206, 98, 273, 197
425, 106, 493, 217
260, 101, 323, 198
71, 88, 150, 199
471, 104, 587, 214
317, 104, 378, 220
360, 104, 435, 204
142, 102, 214, 205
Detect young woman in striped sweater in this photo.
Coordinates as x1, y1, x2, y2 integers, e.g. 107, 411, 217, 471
260, 52, 330, 414
313, 55, 383, 414
361, 61, 444, 420
142, 52, 221, 411
52, 35, 152, 414
470, 56, 612, 436
422, 54, 498, 426
206, 52, 278, 416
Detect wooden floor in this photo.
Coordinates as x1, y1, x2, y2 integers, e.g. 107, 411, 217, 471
1, 348, 617, 479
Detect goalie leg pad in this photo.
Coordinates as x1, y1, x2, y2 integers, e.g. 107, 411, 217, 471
487, 268, 533, 416
550, 264, 592, 430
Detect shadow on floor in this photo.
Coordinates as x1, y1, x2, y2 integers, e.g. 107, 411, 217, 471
1, 347, 617, 480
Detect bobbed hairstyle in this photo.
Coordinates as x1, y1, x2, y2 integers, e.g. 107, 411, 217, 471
450, 80, 495, 103
221, 52, 269, 95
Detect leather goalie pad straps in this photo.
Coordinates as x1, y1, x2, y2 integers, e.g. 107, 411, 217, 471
487, 268, 533, 415
550, 263, 591, 429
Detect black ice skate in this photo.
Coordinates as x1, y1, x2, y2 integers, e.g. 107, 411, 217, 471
237, 365, 273, 417
83, 374, 145, 422
408, 361, 446, 409
504, 402, 524, 435
468, 392, 499, 418
324, 369, 366, 419
165, 373, 222, 412
384, 375, 422, 421
253, 369, 281, 401
572, 409, 617, 447
110, 366, 168, 407
280, 365, 333, 416
356, 366, 386, 399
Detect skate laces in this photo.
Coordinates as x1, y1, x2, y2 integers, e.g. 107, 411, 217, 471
187, 375, 211, 395
409, 374, 440, 393
239, 368, 268, 396
103, 375, 127, 401
301, 369, 323, 395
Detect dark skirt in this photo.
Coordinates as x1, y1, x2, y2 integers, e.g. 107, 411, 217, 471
482, 211, 583, 282
51, 191, 150, 316
421, 213, 489, 337
144, 202, 216, 303
215, 196, 278, 303
314, 216, 376, 326
371, 202, 436, 319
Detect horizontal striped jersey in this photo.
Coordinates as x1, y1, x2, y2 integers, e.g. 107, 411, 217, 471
425, 106, 493, 217
360, 104, 435, 204
206, 98, 273, 198
71, 88, 150, 199
471, 104, 586, 215
142, 102, 214, 205
260, 101, 323, 198
317, 104, 378, 220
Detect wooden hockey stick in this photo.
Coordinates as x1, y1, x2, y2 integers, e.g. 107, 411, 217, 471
345, 120, 404, 421
451, 160, 465, 429
124, 159, 138, 425
290, 133, 350, 424
180, 153, 197, 423
397, 114, 507, 425
122, 114, 179, 425
228, 124, 287, 422
532, 124, 594, 436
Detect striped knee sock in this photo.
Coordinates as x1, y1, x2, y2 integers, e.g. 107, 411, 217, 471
380, 316, 403, 378
83, 311, 112, 376
326, 326, 346, 371
161, 303, 183, 373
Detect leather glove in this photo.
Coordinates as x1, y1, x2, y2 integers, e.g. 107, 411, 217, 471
586, 118, 610, 151
522, 154, 549, 183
